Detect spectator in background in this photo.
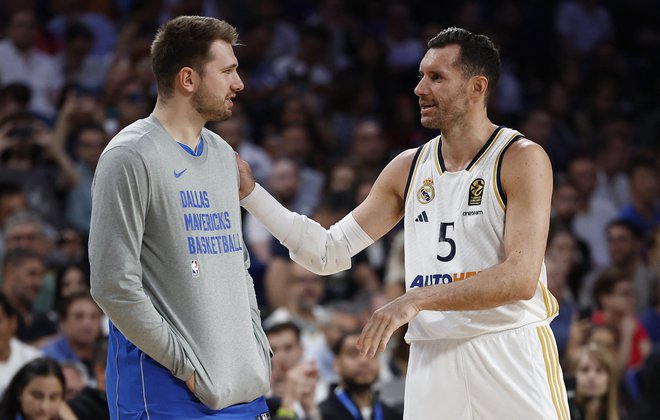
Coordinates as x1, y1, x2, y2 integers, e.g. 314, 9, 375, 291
628, 349, 660, 420
0, 182, 27, 232
0, 248, 57, 346
619, 156, 660, 237
640, 228, 660, 345
555, 0, 614, 56
210, 115, 272, 185
56, 22, 112, 93
0, 113, 79, 227
42, 291, 102, 377
319, 330, 402, 420
0, 10, 63, 119
591, 268, 651, 371
0, 293, 42, 397
59, 360, 87, 401
65, 123, 107, 234
550, 181, 592, 297
546, 228, 579, 359
264, 263, 328, 344
245, 158, 302, 268
68, 340, 109, 420
568, 155, 619, 267
265, 321, 321, 419
349, 120, 390, 182
0, 357, 75, 420
592, 131, 631, 211
103, 80, 151, 136
2, 211, 58, 314
0, 182, 28, 258
0, 83, 31, 122
567, 344, 622, 420
581, 220, 656, 313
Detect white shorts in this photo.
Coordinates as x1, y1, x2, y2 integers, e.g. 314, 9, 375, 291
404, 324, 569, 420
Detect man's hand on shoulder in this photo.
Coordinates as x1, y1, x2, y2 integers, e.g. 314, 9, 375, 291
236, 153, 256, 199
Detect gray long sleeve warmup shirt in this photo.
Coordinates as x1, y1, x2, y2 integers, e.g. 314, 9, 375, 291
89, 115, 271, 410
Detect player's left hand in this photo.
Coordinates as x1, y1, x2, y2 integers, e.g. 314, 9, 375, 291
357, 291, 420, 358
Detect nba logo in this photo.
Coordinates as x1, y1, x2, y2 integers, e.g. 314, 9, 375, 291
191, 259, 200, 278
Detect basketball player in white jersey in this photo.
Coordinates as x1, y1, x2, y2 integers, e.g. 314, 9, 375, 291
238, 27, 569, 419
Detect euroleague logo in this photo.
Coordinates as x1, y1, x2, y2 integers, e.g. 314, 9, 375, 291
417, 177, 435, 204
468, 178, 485, 206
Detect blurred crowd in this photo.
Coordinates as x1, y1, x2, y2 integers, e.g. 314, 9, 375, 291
0, 0, 659, 419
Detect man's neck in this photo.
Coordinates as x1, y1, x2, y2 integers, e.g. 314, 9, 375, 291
439, 118, 497, 172
0, 343, 11, 362
348, 388, 373, 409
68, 339, 94, 360
152, 98, 205, 148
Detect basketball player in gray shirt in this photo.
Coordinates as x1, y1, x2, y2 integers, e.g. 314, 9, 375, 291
88, 17, 271, 418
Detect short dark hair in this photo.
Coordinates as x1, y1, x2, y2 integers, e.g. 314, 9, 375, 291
264, 321, 301, 342
592, 268, 631, 309
150, 16, 239, 98
331, 329, 363, 356
2, 248, 42, 271
427, 27, 500, 100
57, 291, 98, 320
607, 219, 642, 241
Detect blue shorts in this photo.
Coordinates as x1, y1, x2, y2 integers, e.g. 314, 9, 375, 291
107, 322, 270, 419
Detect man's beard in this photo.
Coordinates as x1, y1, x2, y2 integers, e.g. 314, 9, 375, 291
342, 377, 373, 395
191, 89, 231, 122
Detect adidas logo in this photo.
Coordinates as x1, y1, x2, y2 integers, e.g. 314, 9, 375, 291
415, 211, 429, 222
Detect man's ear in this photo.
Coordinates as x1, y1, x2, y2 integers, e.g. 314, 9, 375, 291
176, 67, 197, 95
471, 75, 489, 99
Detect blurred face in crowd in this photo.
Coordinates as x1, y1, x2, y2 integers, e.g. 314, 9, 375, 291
61, 297, 102, 347
352, 122, 387, 166
630, 165, 659, 206
59, 267, 88, 299
75, 128, 107, 168
280, 126, 311, 162
0, 192, 28, 228
4, 222, 45, 255
607, 225, 639, 266
291, 264, 325, 311
191, 40, 244, 122
19, 375, 64, 420
602, 279, 635, 315
334, 333, 379, 392
118, 82, 150, 127
268, 160, 299, 203
61, 365, 85, 401
8, 11, 37, 52
587, 326, 617, 354
3, 257, 45, 310
552, 183, 579, 221
568, 158, 598, 197
575, 352, 609, 399
267, 326, 303, 394
324, 310, 360, 350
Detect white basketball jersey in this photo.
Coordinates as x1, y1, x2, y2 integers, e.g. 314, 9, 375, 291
403, 126, 558, 341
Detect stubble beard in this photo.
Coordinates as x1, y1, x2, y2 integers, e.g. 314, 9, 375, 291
191, 89, 231, 122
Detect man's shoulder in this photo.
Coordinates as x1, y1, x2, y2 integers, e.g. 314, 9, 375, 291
10, 338, 43, 360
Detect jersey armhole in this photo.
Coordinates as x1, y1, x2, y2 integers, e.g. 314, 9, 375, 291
403, 145, 425, 204
495, 135, 524, 208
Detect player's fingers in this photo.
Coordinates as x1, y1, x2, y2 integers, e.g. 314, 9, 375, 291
357, 316, 382, 357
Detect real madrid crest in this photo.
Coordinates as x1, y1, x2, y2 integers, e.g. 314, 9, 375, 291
417, 177, 435, 204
